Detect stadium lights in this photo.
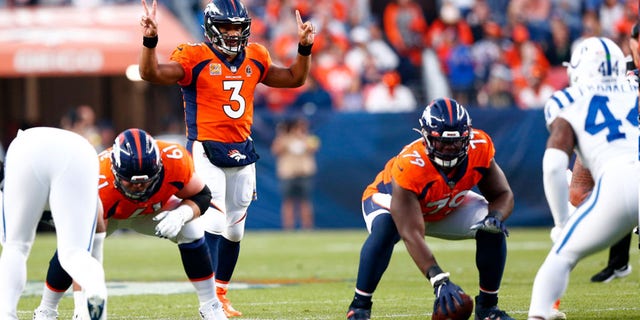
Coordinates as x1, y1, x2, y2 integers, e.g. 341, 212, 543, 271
126, 64, 143, 82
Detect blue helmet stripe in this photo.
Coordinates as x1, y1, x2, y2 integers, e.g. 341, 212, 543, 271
598, 37, 612, 76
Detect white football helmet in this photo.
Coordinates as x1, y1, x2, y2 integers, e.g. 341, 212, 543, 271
566, 37, 626, 86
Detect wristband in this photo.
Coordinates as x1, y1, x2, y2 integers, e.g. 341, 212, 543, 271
298, 43, 313, 56
426, 264, 444, 280
143, 35, 158, 49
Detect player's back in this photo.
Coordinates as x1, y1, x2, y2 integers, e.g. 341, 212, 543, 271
546, 82, 638, 178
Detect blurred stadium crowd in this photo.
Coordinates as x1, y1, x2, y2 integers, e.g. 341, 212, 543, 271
2, 0, 638, 114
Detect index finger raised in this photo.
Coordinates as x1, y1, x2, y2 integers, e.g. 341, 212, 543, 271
295, 9, 303, 27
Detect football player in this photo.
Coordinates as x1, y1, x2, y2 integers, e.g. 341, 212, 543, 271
346, 98, 515, 320
0, 127, 107, 320
528, 37, 639, 319
138, 0, 314, 316
33, 129, 228, 320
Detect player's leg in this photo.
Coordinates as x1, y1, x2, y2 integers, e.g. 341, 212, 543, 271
427, 192, 513, 320
528, 169, 637, 319
178, 218, 227, 320
49, 139, 106, 320
190, 141, 228, 274
590, 232, 632, 282
280, 178, 296, 230
215, 164, 255, 317
0, 137, 49, 320
347, 194, 401, 319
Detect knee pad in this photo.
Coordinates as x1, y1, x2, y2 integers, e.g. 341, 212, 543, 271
229, 166, 255, 209
224, 219, 246, 242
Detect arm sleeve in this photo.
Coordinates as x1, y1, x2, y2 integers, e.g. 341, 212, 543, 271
542, 148, 570, 228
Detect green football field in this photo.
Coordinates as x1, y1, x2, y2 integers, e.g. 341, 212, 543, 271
7, 228, 640, 319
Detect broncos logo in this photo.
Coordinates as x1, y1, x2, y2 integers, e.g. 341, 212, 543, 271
227, 149, 247, 162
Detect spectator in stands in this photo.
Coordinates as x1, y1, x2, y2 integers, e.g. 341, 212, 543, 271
344, 25, 399, 83
571, 12, 602, 53
382, 0, 429, 67
364, 71, 418, 113
598, 0, 625, 39
290, 74, 334, 116
516, 65, 555, 110
60, 104, 101, 150
382, 0, 429, 100
271, 117, 320, 231
477, 63, 516, 109
313, 42, 358, 111
503, 24, 550, 94
427, 2, 475, 105
543, 15, 572, 66
471, 20, 505, 84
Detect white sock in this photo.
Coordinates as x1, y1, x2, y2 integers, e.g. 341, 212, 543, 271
40, 285, 65, 311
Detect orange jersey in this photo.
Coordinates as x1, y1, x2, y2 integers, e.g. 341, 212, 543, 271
363, 129, 495, 222
170, 42, 272, 143
98, 141, 195, 220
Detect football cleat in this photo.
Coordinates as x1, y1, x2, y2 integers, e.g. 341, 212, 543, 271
217, 286, 242, 317
346, 307, 371, 320
474, 296, 515, 320
199, 298, 229, 320
549, 299, 566, 320
33, 306, 58, 320
86, 295, 105, 320
591, 264, 632, 283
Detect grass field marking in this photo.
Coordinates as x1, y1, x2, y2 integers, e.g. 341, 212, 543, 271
22, 281, 282, 297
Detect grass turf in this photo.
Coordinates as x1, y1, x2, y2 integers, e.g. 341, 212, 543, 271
8, 228, 640, 319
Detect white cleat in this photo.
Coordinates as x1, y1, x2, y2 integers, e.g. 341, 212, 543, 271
199, 298, 229, 320
33, 306, 58, 320
86, 295, 106, 320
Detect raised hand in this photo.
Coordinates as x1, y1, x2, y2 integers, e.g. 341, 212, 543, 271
295, 10, 314, 46
140, 0, 158, 38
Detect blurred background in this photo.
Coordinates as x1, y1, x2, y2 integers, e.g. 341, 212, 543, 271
0, 0, 636, 230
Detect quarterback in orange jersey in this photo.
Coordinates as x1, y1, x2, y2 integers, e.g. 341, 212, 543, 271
138, 0, 315, 316
33, 129, 229, 320
346, 98, 516, 320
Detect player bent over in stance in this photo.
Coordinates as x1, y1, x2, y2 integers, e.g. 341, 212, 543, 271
33, 129, 228, 320
346, 98, 515, 320
528, 36, 639, 319
0, 127, 107, 320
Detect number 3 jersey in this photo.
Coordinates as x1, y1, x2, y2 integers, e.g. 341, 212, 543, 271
170, 42, 272, 143
363, 129, 495, 222
544, 81, 638, 179
98, 141, 194, 220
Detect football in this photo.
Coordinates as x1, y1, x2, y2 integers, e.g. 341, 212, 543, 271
431, 291, 474, 320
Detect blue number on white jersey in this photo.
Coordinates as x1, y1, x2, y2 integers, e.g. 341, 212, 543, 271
585, 95, 625, 142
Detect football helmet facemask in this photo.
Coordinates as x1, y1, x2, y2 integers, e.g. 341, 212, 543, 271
111, 128, 163, 201
203, 0, 251, 56
419, 98, 471, 169
565, 36, 626, 86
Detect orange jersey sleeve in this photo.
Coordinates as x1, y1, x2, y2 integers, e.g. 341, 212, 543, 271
98, 141, 195, 220
170, 42, 272, 143
363, 129, 495, 222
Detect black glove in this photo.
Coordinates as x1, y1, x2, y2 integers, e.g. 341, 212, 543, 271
470, 210, 509, 236
432, 275, 465, 316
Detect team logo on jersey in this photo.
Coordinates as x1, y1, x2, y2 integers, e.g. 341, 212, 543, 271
230, 66, 237, 73
228, 149, 247, 162
210, 63, 222, 76
245, 65, 252, 77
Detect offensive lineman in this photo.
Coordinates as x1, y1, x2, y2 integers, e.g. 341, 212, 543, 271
33, 129, 227, 320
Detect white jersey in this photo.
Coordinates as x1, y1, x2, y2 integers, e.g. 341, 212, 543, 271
544, 81, 638, 179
